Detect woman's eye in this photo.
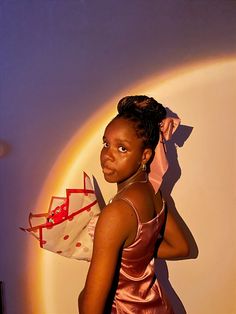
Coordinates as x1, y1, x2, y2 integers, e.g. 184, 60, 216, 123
103, 142, 109, 148
118, 146, 127, 153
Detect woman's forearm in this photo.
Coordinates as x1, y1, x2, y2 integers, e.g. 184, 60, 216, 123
157, 239, 189, 259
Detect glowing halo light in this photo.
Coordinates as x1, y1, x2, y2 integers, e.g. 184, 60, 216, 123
29, 56, 236, 314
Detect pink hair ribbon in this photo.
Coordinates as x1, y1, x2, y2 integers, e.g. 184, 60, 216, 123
149, 117, 180, 191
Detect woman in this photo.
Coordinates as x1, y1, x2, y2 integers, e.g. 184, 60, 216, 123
79, 96, 189, 313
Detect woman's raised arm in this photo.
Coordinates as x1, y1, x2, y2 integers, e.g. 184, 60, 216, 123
157, 208, 190, 260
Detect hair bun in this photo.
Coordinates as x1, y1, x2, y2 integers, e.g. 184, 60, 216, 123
117, 95, 166, 124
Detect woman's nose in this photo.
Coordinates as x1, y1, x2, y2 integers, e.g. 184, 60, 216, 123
103, 147, 115, 162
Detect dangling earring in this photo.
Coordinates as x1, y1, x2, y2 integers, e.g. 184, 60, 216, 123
142, 163, 147, 172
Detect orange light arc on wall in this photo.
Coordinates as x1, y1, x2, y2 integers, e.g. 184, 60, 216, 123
28, 56, 236, 314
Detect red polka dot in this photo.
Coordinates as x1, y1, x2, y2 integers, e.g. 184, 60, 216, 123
42, 240, 47, 245
63, 235, 69, 240
76, 242, 81, 248
68, 216, 74, 221
46, 225, 53, 229
56, 251, 62, 254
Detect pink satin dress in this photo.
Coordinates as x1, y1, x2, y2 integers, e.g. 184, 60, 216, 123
111, 198, 174, 314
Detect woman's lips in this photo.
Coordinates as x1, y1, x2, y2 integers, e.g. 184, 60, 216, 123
102, 167, 114, 175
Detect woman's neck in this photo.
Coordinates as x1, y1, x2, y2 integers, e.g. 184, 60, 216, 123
117, 169, 148, 193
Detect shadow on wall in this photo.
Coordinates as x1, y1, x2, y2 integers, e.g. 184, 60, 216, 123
155, 108, 198, 314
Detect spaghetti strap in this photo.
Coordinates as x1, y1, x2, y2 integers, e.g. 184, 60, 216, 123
118, 197, 141, 244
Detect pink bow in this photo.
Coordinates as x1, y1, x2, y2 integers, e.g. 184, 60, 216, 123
149, 117, 180, 191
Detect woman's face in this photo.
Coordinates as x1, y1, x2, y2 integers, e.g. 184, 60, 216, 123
100, 117, 145, 184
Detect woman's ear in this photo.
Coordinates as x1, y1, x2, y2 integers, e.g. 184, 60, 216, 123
142, 148, 153, 164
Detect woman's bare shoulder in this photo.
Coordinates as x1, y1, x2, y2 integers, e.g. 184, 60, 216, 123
117, 182, 164, 218
96, 198, 136, 237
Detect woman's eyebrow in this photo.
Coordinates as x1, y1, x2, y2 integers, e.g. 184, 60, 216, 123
115, 138, 132, 144
102, 135, 132, 145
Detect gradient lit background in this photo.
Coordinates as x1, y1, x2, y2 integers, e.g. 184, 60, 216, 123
0, 2, 236, 314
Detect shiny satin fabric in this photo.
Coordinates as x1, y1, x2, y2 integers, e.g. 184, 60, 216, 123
111, 199, 174, 314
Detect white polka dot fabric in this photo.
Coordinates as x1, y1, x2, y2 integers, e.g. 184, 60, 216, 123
21, 173, 101, 261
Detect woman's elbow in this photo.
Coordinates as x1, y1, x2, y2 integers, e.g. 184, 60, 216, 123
169, 237, 190, 258
177, 240, 190, 257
